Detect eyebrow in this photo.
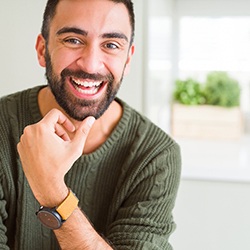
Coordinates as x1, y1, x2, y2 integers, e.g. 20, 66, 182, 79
56, 27, 88, 36
102, 32, 128, 42
56, 26, 129, 43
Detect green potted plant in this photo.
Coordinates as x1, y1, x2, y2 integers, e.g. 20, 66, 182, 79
173, 78, 206, 105
171, 72, 243, 140
204, 71, 240, 107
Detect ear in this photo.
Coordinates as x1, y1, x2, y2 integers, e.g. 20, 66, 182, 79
124, 44, 135, 75
35, 34, 46, 67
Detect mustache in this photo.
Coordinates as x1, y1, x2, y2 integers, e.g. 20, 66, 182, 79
61, 68, 114, 82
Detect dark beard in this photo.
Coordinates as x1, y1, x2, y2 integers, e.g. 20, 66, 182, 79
44, 49, 124, 121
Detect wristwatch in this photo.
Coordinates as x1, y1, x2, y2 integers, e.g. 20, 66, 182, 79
36, 188, 79, 230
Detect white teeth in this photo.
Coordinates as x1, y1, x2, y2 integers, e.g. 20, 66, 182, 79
72, 78, 102, 88
75, 85, 99, 95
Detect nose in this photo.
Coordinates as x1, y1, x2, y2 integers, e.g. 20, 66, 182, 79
76, 45, 104, 74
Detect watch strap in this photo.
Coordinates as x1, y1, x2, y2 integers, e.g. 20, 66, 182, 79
56, 188, 79, 220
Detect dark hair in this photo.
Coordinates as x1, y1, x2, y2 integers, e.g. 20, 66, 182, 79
41, 0, 135, 46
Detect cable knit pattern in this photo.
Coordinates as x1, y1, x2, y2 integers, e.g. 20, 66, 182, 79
0, 86, 181, 249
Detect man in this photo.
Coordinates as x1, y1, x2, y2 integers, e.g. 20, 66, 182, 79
0, 0, 181, 249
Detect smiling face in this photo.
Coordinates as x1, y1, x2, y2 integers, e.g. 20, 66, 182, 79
36, 0, 134, 121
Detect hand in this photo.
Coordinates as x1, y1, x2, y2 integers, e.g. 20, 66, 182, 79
17, 109, 95, 206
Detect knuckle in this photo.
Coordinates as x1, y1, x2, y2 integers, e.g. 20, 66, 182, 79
50, 108, 59, 115
23, 125, 32, 134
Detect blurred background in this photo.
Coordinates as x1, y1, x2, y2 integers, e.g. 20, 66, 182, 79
1, 0, 250, 249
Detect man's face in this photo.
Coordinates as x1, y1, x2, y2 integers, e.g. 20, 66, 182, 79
40, 0, 134, 121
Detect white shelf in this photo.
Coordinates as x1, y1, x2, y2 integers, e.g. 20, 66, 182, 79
176, 135, 250, 182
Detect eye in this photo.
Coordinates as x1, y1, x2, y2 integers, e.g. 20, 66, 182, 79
63, 38, 83, 47
105, 43, 119, 50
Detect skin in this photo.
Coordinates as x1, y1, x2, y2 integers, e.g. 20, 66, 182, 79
17, 0, 135, 249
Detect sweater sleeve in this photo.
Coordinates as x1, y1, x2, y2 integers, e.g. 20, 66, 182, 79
0, 96, 18, 250
0, 172, 9, 250
107, 143, 181, 249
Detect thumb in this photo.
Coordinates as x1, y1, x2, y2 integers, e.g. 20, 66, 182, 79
71, 116, 96, 152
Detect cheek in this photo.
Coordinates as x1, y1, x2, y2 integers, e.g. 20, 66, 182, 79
50, 49, 79, 73
105, 56, 128, 79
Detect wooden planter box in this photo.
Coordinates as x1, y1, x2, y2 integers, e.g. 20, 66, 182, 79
171, 103, 243, 140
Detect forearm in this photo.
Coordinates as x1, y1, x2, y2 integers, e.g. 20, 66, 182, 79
34, 184, 113, 249
54, 207, 113, 250
17, 110, 103, 248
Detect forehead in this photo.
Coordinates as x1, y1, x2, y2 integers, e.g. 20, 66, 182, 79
50, 0, 131, 39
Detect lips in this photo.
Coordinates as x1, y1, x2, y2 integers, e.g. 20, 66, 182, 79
71, 77, 104, 95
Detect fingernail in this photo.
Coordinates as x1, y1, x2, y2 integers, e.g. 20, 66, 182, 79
87, 116, 96, 127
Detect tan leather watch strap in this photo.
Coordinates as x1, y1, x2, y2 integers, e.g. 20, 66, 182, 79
56, 189, 79, 221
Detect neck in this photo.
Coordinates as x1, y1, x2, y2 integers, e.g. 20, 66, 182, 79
38, 86, 123, 154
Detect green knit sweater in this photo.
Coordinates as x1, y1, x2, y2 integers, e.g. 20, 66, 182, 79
0, 86, 181, 250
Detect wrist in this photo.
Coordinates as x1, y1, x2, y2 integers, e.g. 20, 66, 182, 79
35, 184, 69, 207
36, 188, 79, 230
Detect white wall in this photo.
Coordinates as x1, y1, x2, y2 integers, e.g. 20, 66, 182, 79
171, 179, 250, 250
0, 1, 47, 96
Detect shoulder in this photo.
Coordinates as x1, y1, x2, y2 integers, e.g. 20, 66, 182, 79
118, 98, 180, 152
0, 85, 43, 120
116, 98, 181, 177
0, 86, 39, 114
0, 86, 43, 143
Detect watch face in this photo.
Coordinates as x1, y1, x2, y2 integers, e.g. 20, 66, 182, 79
37, 207, 62, 230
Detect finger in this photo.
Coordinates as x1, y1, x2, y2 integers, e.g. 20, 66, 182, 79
42, 109, 75, 133
55, 123, 71, 141
71, 116, 95, 150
